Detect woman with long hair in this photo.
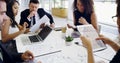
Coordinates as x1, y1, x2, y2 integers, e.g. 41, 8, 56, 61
81, 0, 120, 63
68, 0, 98, 32
1, 0, 27, 52
1, 0, 27, 42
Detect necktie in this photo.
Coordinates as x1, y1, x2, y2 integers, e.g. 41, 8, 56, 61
33, 16, 36, 25
30, 16, 36, 27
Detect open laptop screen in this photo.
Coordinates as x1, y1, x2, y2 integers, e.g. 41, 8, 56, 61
38, 26, 52, 40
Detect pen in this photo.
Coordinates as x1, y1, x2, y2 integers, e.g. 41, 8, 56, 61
35, 50, 62, 57
75, 42, 86, 48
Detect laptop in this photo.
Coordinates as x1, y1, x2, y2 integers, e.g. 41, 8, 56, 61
21, 25, 52, 45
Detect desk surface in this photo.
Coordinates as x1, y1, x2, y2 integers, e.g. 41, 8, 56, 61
15, 29, 114, 63
16, 30, 89, 63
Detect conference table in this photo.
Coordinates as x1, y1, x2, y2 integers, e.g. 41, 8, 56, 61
15, 28, 112, 63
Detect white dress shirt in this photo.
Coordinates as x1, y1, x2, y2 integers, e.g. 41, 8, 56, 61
28, 13, 40, 27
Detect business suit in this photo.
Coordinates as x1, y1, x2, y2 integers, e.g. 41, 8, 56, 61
19, 8, 54, 28
0, 42, 23, 63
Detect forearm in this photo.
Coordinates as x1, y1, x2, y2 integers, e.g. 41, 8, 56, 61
91, 12, 99, 32
2, 30, 24, 42
80, 36, 95, 63
109, 42, 120, 52
73, 14, 76, 26
92, 22, 98, 32
87, 48, 95, 63
46, 12, 54, 24
18, 25, 30, 34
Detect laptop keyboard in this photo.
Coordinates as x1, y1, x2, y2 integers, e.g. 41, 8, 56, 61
28, 25, 52, 43
21, 36, 31, 45
29, 35, 40, 42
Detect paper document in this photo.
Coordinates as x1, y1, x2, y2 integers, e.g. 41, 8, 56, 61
77, 24, 107, 52
21, 43, 61, 57
30, 15, 50, 32
28, 59, 38, 63
94, 45, 115, 61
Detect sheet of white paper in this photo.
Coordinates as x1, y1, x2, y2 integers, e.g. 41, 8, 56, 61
94, 45, 116, 61
30, 15, 50, 32
77, 24, 107, 52
32, 45, 87, 63
28, 59, 38, 63
23, 43, 61, 57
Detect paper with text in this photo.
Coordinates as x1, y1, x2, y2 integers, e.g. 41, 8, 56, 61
30, 15, 50, 32
94, 45, 115, 61
77, 24, 106, 52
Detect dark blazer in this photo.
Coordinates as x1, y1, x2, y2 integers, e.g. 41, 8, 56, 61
19, 8, 54, 28
0, 43, 23, 63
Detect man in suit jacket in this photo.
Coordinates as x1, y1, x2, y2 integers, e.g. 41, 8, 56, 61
0, 0, 35, 63
19, 0, 55, 29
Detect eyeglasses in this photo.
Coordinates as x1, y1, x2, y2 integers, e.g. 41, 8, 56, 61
112, 16, 117, 22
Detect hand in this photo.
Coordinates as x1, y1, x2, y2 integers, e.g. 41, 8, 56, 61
50, 23, 55, 28
67, 24, 74, 29
21, 50, 34, 61
37, 61, 42, 63
24, 28, 30, 33
96, 35, 114, 45
23, 22, 28, 29
80, 36, 92, 49
97, 35, 120, 52
20, 22, 28, 33
79, 17, 89, 25
27, 11, 36, 19
40, 23, 45, 28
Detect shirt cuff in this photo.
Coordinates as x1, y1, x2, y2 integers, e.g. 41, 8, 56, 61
27, 17, 31, 21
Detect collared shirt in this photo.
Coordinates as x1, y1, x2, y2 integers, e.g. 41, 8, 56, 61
35, 12, 40, 23
27, 13, 40, 27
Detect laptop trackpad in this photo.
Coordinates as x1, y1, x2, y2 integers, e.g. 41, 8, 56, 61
20, 36, 31, 45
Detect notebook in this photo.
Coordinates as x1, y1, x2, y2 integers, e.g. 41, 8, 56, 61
77, 24, 107, 52
21, 25, 52, 45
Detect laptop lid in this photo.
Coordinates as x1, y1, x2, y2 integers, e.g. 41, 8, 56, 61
38, 25, 52, 40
